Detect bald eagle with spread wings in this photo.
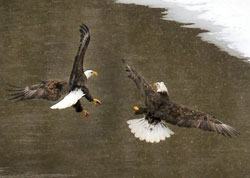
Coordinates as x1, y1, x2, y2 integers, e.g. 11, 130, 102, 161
50, 24, 101, 115
9, 24, 100, 117
122, 59, 239, 143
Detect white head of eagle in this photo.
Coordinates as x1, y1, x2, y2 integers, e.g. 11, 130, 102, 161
154, 82, 168, 94
84, 70, 98, 79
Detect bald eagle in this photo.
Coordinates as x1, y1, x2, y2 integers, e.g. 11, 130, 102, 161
50, 24, 101, 116
8, 71, 97, 116
8, 24, 100, 117
122, 60, 239, 143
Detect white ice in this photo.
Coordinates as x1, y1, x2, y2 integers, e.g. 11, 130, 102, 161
116, 0, 250, 60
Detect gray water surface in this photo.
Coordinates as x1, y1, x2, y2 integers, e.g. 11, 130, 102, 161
0, 0, 250, 177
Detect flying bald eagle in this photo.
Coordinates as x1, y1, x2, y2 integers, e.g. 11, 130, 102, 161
50, 24, 101, 116
8, 24, 99, 117
122, 59, 239, 143
8, 70, 97, 116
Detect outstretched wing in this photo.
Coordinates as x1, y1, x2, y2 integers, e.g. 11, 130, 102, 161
8, 81, 68, 101
167, 103, 239, 137
122, 59, 157, 107
69, 24, 90, 87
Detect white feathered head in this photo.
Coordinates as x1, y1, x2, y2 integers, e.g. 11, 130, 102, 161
153, 82, 168, 94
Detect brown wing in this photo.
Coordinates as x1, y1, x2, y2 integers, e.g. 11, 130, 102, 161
69, 24, 90, 87
8, 80, 68, 101
166, 102, 239, 137
122, 59, 158, 107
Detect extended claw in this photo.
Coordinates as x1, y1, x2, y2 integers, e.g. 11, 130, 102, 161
133, 106, 139, 111
83, 110, 89, 117
93, 98, 102, 105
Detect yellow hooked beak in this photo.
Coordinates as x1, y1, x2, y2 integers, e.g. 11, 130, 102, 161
93, 71, 98, 77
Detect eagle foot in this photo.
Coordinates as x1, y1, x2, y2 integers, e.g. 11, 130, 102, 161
83, 110, 89, 117
133, 106, 139, 111
93, 98, 102, 105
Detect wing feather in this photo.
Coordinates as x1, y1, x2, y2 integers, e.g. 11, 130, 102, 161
8, 83, 47, 101
167, 103, 239, 137
8, 81, 68, 101
69, 24, 90, 87
122, 59, 156, 107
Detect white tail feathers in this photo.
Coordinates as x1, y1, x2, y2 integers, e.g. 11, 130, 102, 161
50, 89, 85, 109
127, 118, 174, 143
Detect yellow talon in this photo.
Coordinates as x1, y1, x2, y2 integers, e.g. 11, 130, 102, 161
133, 106, 139, 111
94, 98, 102, 105
83, 110, 89, 117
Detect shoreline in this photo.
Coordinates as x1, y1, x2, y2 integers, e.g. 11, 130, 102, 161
116, 0, 250, 60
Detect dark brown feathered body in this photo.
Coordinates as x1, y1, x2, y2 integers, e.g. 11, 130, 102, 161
123, 60, 239, 137
8, 80, 68, 101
